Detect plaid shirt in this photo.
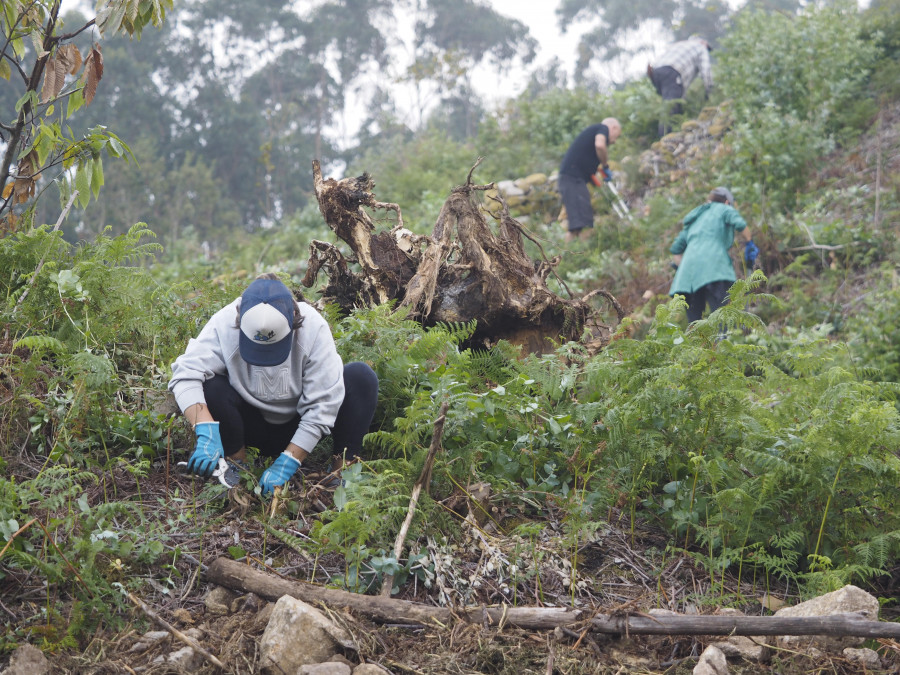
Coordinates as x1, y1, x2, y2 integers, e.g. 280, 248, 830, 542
654, 39, 712, 93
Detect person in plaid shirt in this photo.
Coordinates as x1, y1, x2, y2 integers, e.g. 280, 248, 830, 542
647, 36, 713, 136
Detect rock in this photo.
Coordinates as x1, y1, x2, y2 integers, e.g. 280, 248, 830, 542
774, 585, 880, 653
842, 647, 881, 669
713, 636, 769, 662
693, 644, 728, 675
127, 630, 171, 653
260, 595, 357, 674
353, 664, 392, 674
1, 644, 50, 675
299, 663, 352, 675
231, 591, 262, 614
165, 645, 205, 671
710, 608, 770, 662
517, 173, 548, 188
204, 585, 239, 615
329, 653, 356, 667
496, 180, 524, 197
250, 600, 275, 633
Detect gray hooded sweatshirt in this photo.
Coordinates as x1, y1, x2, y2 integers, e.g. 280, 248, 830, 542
168, 298, 345, 452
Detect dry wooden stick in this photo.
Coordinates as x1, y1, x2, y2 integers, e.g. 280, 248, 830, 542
379, 401, 449, 597
207, 557, 900, 640
127, 592, 226, 670
590, 612, 900, 638
208, 556, 582, 628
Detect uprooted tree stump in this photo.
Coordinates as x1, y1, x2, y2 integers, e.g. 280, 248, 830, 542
303, 159, 622, 354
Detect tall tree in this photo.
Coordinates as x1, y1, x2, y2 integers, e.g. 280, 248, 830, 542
0, 0, 172, 233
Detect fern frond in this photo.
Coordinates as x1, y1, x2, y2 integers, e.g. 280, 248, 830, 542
13, 335, 68, 355
256, 518, 313, 558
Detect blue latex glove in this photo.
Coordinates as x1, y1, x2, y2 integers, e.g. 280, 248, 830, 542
601, 166, 613, 182
260, 452, 302, 495
187, 422, 224, 477
744, 240, 760, 265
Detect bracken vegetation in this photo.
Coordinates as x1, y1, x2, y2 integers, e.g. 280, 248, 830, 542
1, 0, 899, 673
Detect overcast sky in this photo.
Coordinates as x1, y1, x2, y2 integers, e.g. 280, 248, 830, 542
477, 1, 584, 103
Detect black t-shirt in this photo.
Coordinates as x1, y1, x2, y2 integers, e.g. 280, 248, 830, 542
559, 124, 609, 181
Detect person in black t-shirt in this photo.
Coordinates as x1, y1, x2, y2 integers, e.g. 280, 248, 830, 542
558, 118, 622, 243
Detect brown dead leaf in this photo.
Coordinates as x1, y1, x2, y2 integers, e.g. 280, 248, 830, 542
14, 150, 38, 204
82, 45, 103, 106
59, 43, 83, 75
1, 183, 12, 200
40, 54, 66, 103
172, 608, 193, 625
1, 212, 19, 235
758, 594, 786, 612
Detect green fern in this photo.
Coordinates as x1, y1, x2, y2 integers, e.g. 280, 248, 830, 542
12, 335, 67, 355
256, 519, 312, 558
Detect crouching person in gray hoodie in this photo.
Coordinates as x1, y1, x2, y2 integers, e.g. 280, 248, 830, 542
168, 273, 379, 495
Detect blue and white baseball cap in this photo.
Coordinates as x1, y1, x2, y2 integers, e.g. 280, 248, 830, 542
239, 278, 295, 367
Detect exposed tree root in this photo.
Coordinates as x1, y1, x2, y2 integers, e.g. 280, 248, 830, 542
305, 160, 618, 354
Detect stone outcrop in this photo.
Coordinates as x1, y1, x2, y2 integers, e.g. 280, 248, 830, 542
483, 172, 560, 226
260, 595, 357, 674
773, 584, 880, 652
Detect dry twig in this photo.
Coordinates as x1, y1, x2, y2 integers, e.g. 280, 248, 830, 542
380, 401, 449, 597
127, 592, 226, 670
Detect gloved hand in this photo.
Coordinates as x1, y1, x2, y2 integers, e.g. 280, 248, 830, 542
187, 422, 224, 477
744, 240, 760, 265
259, 452, 302, 495
601, 166, 613, 182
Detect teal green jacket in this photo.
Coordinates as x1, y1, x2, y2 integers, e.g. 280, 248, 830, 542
669, 201, 747, 296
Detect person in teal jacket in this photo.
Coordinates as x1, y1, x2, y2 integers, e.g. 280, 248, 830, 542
669, 187, 758, 322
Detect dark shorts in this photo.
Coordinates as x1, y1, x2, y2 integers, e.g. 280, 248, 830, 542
558, 173, 593, 232
650, 65, 684, 101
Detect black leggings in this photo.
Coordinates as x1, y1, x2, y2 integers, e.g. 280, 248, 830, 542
684, 280, 731, 323
203, 361, 379, 460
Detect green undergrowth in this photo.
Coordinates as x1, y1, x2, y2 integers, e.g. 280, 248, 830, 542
1, 220, 899, 647
3, 0, 900, 659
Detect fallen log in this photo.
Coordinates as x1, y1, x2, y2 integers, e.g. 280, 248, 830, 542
590, 613, 900, 638
206, 558, 900, 639
206, 557, 581, 629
